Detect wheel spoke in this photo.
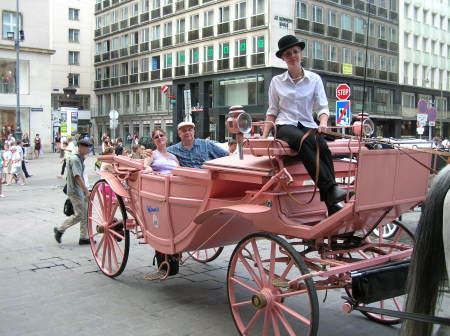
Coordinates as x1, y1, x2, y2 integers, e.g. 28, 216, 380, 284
230, 276, 259, 294
106, 235, 113, 274
275, 301, 311, 326
107, 234, 119, 272
231, 300, 252, 308
109, 228, 125, 241
277, 289, 308, 299
392, 297, 402, 311
273, 308, 296, 336
280, 259, 294, 280
271, 310, 281, 336
101, 234, 108, 269
238, 253, 263, 289
242, 309, 264, 334
94, 234, 106, 257
251, 239, 268, 286
110, 234, 125, 259
263, 309, 270, 336
269, 241, 276, 283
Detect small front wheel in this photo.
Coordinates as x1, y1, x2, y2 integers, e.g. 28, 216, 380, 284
227, 233, 319, 335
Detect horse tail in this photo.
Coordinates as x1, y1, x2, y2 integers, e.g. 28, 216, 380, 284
401, 165, 450, 336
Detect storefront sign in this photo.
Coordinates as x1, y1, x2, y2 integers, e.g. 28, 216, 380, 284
342, 64, 353, 75
31, 107, 43, 112
274, 16, 293, 29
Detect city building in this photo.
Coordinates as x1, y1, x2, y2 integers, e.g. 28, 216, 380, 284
399, 0, 450, 138
93, 0, 449, 143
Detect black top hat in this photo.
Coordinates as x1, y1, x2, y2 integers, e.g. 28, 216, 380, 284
276, 35, 305, 58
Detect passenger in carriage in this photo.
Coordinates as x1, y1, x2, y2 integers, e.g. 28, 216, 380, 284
262, 35, 353, 216
167, 121, 228, 169
144, 128, 179, 174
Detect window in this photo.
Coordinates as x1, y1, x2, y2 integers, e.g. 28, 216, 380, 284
2, 11, 22, 39
356, 50, 364, 67
190, 47, 199, 64
379, 55, 386, 71
341, 14, 351, 31
152, 55, 160, 70
368, 53, 375, 68
369, 22, 376, 37
328, 45, 337, 62
375, 88, 393, 105
235, 2, 246, 19
432, 13, 437, 27
423, 9, 429, 24
379, 24, 386, 40
69, 8, 79, 20
163, 53, 172, 68
121, 62, 128, 76
121, 6, 129, 20
176, 18, 185, 34
95, 68, 102, 81
235, 39, 247, 56
413, 6, 419, 21
402, 92, 415, 108
252, 0, 264, 15
342, 48, 351, 64
68, 51, 80, 65
121, 34, 129, 48
141, 0, 150, 12
68, 29, 80, 42
403, 3, 409, 18
390, 27, 397, 42
312, 6, 323, 23
152, 25, 160, 40
423, 37, 428, 52
153, 0, 161, 9
219, 42, 230, 59
295, 1, 307, 19
163, 22, 172, 37
404, 33, 410, 48
413, 35, 418, 49
152, 87, 163, 110
131, 31, 139, 45
68, 73, 80, 87
312, 41, 323, 60
113, 92, 120, 108
190, 14, 199, 30
389, 0, 397, 11
111, 10, 118, 24
355, 18, 365, 34
103, 40, 110, 52
96, 16, 102, 29
204, 45, 214, 61
219, 6, 230, 23
112, 37, 119, 50
431, 40, 436, 54
328, 10, 338, 27
204, 10, 214, 27
140, 58, 149, 72
140, 28, 149, 42
133, 90, 140, 108
252, 35, 265, 53
176, 50, 185, 66
215, 75, 263, 106
132, 2, 139, 16
130, 60, 138, 74
111, 64, 119, 78
95, 43, 101, 55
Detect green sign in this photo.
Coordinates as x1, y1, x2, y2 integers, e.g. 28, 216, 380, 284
223, 45, 229, 55
240, 42, 246, 51
167, 55, 172, 65
194, 51, 199, 60
257, 39, 265, 49
179, 53, 185, 62
207, 48, 213, 57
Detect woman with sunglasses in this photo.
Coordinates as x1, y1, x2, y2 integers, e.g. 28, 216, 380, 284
261, 35, 353, 216
144, 128, 179, 174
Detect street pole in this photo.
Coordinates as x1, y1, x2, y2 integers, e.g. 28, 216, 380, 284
15, 0, 22, 141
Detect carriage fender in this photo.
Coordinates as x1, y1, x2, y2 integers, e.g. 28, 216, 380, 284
97, 171, 130, 198
194, 204, 271, 225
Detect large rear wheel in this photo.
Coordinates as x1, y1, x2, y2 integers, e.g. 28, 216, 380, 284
227, 233, 319, 335
88, 180, 130, 278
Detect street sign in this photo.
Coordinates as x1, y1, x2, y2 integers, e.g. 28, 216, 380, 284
417, 99, 428, 114
427, 106, 437, 122
417, 113, 428, 127
109, 110, 119, 120
110, 119, 118, 129
336, 84, 351, 101
335, 100, 351, 126
417, 127, 424, 135
184, 90, 192, 122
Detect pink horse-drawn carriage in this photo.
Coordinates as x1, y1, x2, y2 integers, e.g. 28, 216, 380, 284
88, 109, 431, 335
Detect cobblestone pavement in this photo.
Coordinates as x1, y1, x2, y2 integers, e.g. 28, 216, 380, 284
0, 152, 435, 336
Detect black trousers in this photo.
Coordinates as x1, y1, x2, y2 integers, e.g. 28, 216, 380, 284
277, 124, 336, 202
21, 160, 30, 178
61, 159, 66, 176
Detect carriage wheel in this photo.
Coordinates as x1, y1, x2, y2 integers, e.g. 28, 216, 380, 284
372, 220, 399, 239
88, 180, 130, 278
227, 233, 319, 336
346, 222, 414, 325
188, 247, 224, 263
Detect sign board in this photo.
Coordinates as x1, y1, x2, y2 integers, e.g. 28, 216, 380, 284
336, 100, 351, 126
183, 90, 192, 122
417, 113, 428, 127
342, 64, 353, 75
417, 127, 424, 135
109, 110, 119, 120
427, 106, 437, 122
110, 119, 118, 129
31, 107, 43, 112
336, 84, 351, 101
417, 99, 428, 114
60, 107, 79, 137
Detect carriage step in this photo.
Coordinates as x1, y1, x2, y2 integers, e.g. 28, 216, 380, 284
144, 270, 168, 281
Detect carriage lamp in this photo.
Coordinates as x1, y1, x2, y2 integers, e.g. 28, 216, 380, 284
352, 113, 375, 137
227, 106, 252, 160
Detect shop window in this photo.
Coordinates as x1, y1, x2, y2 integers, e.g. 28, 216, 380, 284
215, 75, 264, 107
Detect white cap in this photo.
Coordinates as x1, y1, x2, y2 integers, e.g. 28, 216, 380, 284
177, 121, 195, 130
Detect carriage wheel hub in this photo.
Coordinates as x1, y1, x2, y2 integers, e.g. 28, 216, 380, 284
251, 294, 268, 309
96, 225, 105, 234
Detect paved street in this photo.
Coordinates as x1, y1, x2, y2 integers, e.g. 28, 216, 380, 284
0, 152, 428, 336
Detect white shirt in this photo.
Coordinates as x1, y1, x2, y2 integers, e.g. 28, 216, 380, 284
267, 69, 329, 129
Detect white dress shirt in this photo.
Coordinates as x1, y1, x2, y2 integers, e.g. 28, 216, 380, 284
266, 69, 329, 129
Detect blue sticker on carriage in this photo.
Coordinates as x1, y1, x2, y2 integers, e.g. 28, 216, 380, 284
336, 100, 351, 126
147, 207, 160, 213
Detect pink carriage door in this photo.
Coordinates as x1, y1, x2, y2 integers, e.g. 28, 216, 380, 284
139, 174, 174, 253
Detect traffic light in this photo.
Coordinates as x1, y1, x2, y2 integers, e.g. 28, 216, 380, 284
19, 30, 24, 41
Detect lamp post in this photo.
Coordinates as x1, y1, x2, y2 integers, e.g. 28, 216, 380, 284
14, 0, 22, 141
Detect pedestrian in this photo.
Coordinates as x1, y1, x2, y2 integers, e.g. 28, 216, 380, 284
58, 138, 74, 178
2, 144, 12, 185
22, 133, 31, 159
10, 146, 26, 185
126, 133, 132, 146
114, 138, 124, 155
261, 34, 353, 216
17, 141, 31, 178
54, 133, 61, 153
33, 133, 41, 159
54, 139, 92, 245
0, 152, 5, 197
89, 135, 96, 155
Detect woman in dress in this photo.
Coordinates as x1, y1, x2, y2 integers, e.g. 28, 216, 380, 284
144, 128, 178, 174
33, 133, 41, 159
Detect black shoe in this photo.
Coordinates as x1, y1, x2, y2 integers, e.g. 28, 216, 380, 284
79, 238, 91, 245
327, 186, 354, 205
327, 203, 344, 216
54, 227, 63, 244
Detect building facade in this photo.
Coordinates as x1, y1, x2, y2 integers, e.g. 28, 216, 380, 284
93, 0, 449, 143
399, 0, 450, 138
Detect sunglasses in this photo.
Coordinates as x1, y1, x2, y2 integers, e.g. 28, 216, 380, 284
153, 134, 165, 139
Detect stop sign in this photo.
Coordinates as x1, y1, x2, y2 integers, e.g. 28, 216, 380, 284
336, 84, 351, 100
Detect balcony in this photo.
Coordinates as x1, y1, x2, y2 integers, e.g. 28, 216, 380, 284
102, 26, 110, 35
140, 12, 149, 23
112, 0, 119, 4
175, 33, 185, 44
94, 55, 101, 63
95, 80, 101, 89
120, 48, 128, 57
389, 42, 398, 52
233, 56, 247, 68
312, 59, 325, 70
367, 69, 376, 78
377, 7, 388, 18
188, 30, 199, 41
378, 39, 387, 49
162, 36, 172, 47
151, 70, 160, 80
354, 33, 365, 44
140, 72, 149, 82
327, 26, 339, 38
102, 79, 110, 88
390, 11, 398, 21
341, 30, 352, 41
175, 66, 185, 77
233, 18, 246, 31
188, 0, 198, 7
111, 23, 119, 32
111, 50, 119, 59
296, 19, 309, 31
120, 20, 128, 29
130, 45, 138, 55
341, 0, 352, 7
327, 61, 339, 73
217, 59, 230, 71
251, 53, 265, 66
355, 66, 365, 76
120, 76, 128, 85
202, 61, 213, 73
175, 0, 185, 11
217, 22, 229, 35
312, 22, 325, 35
354, 0, 365, 11
130, 74, 139, 84
202, 26, 214, 38
151, 39, 161, 49
102, 52, 110, 61
388, 73, 398, 82
111, 78, 119, 86
151, 8, 160, 20
378, 70, 388, 80
95, 3, 102, 12
188, 63, 199, 75
162, 68, 173, 79
140, 42, 149, 52
163, 4, 173, 15
103, 0, 110, 8
95, 28, 101, 37
251, 14, 264, 27
130, 16, 138, 26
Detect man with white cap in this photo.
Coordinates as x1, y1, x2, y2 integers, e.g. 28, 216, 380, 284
167, 121, 228, 168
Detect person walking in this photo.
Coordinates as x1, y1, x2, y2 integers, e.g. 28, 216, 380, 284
2, 144, 12, 185
17, 141, 31, 178
33, 134, 41, 159
54, 139, 92, 245
22, 133, 31, 160
54, 133, 61, 153
10, 145, 26, 185
0, 152, 5, 197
